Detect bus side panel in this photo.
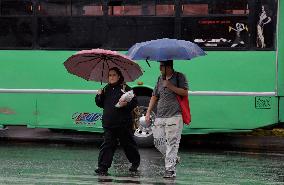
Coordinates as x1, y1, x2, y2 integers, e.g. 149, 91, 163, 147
36, 94, 103, 132
278, 97, 284, 122
182, 96, 278, 134
0, 50, 104, 131
278, 0, 284, 96
0, 94, 36, 127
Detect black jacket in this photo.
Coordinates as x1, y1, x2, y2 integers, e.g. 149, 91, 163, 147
95, 83, 137, 128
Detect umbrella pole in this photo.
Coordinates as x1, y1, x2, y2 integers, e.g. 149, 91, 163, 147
164, 66, 166, 80
146, 58, 151, 67
101, 62, 105, 85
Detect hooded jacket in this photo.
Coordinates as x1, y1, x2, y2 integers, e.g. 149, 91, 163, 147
95, 83, 137, 128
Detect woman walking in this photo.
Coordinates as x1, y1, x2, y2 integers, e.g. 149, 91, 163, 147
95, 67, 140, 175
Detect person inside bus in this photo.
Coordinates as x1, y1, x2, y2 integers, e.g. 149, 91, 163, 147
95, 67, 140, 175
145, 60, 188, 178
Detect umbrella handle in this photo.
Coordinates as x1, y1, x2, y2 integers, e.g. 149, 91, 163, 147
101, 62, 105, 85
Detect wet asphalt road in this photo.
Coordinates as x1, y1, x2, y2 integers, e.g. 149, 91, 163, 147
0, 143, 284, 185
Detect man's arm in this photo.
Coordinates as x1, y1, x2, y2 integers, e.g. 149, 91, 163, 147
145, 96, 158, 123
163, 80, 188, 97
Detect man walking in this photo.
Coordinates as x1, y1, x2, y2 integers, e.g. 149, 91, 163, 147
145, 60, 188, 178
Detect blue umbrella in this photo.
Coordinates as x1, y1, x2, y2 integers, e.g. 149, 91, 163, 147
127, 38, 206, 62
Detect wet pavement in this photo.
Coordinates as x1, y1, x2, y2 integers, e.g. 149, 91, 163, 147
0, 144, 284, 185
0, 126, 284, 184
1, 126, 284, 152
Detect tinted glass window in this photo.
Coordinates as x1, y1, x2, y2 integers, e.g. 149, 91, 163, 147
71, 0, 103, 16
182, 4, 209, 15
105, 17, 174, 49
38, 0, 71, 16
182, 17, 249, 48
38, 17, 104, 49
182, 0, 249, 15
156, 4, 174, 16
108, 0, 174, 16
1, 0, 33, 16
0, 17, 33, 47
255, 0, 276, 49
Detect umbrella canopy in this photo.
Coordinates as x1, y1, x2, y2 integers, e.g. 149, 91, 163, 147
127, 38, 206, 61
64, 49, 143, 83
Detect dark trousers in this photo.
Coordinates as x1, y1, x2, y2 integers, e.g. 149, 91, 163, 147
98, 126, 140, 170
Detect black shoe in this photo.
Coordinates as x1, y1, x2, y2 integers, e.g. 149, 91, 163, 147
163, 170, 176, 178
129, 164, 139, 172
95, 168, 108, 175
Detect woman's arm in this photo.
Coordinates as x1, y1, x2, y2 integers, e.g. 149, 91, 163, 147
119, 85, 137, 110
95, 87, 107, 108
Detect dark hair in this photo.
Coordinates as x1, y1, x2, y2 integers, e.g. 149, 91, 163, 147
109, 67, 124, 84
159, 60, 173, 68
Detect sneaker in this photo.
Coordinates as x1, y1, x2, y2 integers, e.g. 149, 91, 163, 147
163, 170, 176, 178
95, 168, 108, 176
129, 163, 139, 172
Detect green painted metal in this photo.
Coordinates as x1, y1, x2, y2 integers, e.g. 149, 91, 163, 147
277, 0, 284, 123
279, 98, 284, 122
0, 49, 278, 134
278, 0, 284, 96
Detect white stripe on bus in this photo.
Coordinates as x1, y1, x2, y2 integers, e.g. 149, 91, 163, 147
0, 88, 276, 96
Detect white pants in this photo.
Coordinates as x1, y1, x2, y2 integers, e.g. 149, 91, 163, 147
152, 115, 183, 172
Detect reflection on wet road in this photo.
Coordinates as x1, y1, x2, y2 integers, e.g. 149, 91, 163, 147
0, 144, 283, 185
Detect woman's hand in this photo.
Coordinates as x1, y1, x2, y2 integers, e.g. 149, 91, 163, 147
97, 89, 102, 95
118, 100, 127, 107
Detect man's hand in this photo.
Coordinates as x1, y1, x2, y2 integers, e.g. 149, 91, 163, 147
145, 112, 151, 125
162, 80, 174, 89
163, 80, 173, 88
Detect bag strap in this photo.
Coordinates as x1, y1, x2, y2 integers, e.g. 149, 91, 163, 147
176, 72, 180, 88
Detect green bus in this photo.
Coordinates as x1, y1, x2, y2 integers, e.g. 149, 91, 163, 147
0, 0, 283, 146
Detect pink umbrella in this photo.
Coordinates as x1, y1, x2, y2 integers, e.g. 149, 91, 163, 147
64, 49, 143, 83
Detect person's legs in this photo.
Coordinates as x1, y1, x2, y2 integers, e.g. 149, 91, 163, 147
118, 126, 140, 171
152, 118, 167, 156
96, 128, 117, 174
164, 115, 183, 177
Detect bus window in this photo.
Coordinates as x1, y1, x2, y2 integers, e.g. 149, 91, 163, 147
71, 0, 103, 16
182, 4, 209, 15
0, 0, 33, 16
108, 0, 143, 16
155, 0, 174, 16
181, 0, 250, 49
141, 2, 155, 16
108, 5, 142, 16
156, 4, 174, 16
38, 0, 71, 16
0, 0, 33, 48
108, 0, 174, 16
106, 0, 174, 49
182, 17, 249, 49
0, 17, 33, 48
181, 0, 248, 15
255, 0, 277, 49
